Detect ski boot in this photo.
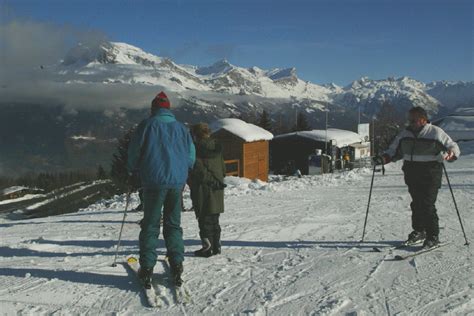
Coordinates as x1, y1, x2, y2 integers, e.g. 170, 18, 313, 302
406, 230, 426, 245
138, 267, 153, 289
194, 238, 213, 258
212, 231, 221, 255
170, 262, 184, 287
423, 235, 439, 249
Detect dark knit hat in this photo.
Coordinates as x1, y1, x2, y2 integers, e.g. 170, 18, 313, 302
408, 106, 428, 119
151, 91, 171, 109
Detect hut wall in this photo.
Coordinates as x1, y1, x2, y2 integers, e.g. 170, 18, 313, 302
212, 129, 244, 175
242, 140, 269, 182
212, 129, 269, 181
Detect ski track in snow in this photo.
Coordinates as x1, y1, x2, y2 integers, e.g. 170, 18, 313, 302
0, 157, 473, 315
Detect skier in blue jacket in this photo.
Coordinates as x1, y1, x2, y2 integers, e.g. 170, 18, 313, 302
128, 91, 195, 287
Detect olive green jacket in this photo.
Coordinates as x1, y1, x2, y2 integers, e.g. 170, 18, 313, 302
190, 138, 226, 217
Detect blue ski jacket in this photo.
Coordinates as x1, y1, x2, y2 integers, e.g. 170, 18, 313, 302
127, 108, 195, 189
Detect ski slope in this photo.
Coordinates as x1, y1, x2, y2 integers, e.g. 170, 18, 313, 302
0, 155, 473, 315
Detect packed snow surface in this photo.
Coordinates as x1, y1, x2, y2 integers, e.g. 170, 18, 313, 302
210, 118, 274, 142
0, 153, 473, 315
276, 128, 365, 147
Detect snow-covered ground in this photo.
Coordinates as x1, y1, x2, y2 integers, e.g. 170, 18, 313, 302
0, 154, 473, 315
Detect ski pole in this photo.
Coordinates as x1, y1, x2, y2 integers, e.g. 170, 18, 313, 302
112, 188, 132, 267
361, 162, 377, 242
442, 163, 470, 246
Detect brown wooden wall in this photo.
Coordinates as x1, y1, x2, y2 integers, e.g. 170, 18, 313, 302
243, 140, 269, 182
212, 130, 269, 182
212, 130, 243, 163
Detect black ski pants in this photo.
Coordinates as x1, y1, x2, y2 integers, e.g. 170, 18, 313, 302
198, 214, 221, 241
402, 161, 442, 238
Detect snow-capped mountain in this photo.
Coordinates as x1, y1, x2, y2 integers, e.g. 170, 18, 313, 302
59, 42, 333, 103
426, 81, 474, 110
55, 41, 472, 118
334, 76, 441, 116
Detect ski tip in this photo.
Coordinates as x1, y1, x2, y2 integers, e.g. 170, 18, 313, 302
127, 256, 138, 264
372, 247, 382, 252
394, 255, 404, 260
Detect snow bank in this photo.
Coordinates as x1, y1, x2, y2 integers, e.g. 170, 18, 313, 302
1, 186, 28, 196
0, 194, 45, 205
210, 118, 273, 142
223, 168, 372, 197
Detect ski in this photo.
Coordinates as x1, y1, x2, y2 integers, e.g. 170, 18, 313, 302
372, 240, 423, 253
160, 258, 192, 305
126, 256, 162, 308
392, 243, 449, 261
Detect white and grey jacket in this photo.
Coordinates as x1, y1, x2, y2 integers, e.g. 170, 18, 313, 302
384, 123, 461, 163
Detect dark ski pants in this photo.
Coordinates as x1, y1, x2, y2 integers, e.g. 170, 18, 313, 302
198, 214, 221, 241
403, 161, 442, 238
139, 188, 184, 269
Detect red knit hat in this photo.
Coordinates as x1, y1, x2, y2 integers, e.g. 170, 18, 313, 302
151, 91, 171, 109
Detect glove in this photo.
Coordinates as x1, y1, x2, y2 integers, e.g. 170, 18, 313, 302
372, 155, 385, 166
208, 179, 227, 190
444, 150, 457, 162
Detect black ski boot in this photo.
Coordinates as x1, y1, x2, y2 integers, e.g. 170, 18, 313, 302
170, 262, 184, 287
133, 203, 143, 212
406, 230, 426, 245
194, 238, 213, 258
423, 236, 439, 249
212, 231, 221, 255
138, 267, 153, 289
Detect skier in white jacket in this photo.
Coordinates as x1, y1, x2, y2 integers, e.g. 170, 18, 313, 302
373, 106, 460, 248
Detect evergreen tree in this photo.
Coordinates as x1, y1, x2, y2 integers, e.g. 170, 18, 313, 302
110, 126, 138, 192
96, 165, 108, 180
257, 110, 273, 132
292, 112, 311, 131
373, 101, 404, 154
238, 111, 258, 125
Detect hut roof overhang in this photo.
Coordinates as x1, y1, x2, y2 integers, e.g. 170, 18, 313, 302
210, 118, 274, 142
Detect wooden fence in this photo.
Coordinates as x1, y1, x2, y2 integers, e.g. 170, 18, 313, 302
224, 159, 240, 177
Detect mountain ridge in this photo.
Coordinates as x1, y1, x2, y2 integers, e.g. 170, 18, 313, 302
57, 41, 473, 115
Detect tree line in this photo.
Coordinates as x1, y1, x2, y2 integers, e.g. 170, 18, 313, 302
2, 102, 403, 194
0, 166, 109, 193
238, 109, 311, 134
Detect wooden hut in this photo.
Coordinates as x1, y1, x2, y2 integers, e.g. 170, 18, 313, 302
271, 128, 369, 174
210, 118, 273, 182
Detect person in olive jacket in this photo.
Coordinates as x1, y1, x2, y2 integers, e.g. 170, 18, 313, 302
190, 123, 226, 257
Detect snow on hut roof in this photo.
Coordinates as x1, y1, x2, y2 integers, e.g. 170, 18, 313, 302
210, 118, 274, 142
1, 186, 28, 196
275, 128, 365, 147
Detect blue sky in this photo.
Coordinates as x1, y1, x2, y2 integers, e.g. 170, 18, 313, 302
3, 0, 473, 85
